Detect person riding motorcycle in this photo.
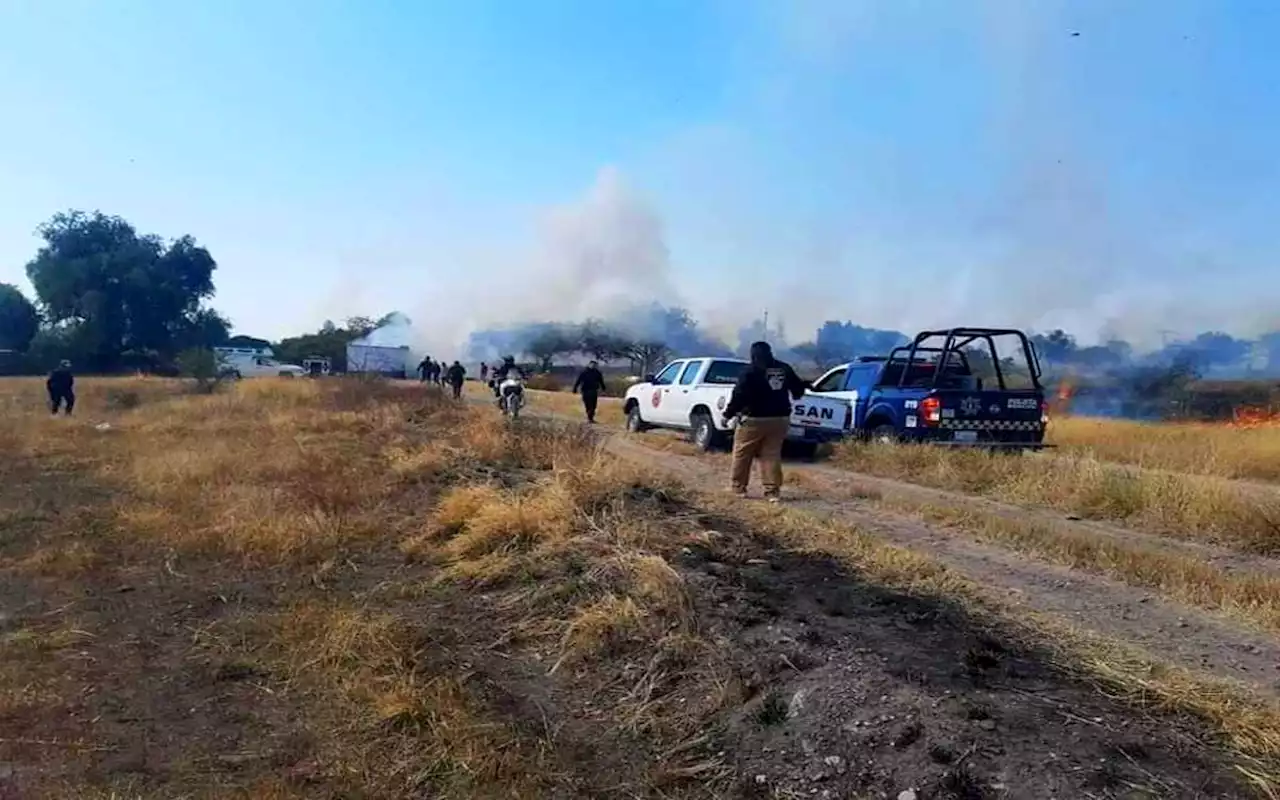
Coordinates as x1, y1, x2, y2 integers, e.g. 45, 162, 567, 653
491, 356, 525, 408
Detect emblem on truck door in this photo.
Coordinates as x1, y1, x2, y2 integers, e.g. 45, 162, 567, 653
651, 389, 662, 408
959, 396, 981, 416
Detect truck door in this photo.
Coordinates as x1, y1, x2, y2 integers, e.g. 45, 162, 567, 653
809, 364, 875, 427
662, 359, 704, 427
646, 361, 686, 425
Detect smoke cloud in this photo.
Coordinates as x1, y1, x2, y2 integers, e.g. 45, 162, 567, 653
350, 0, 1280, 361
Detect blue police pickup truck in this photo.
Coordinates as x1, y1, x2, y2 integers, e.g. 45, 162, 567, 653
805, 327, 1050, 449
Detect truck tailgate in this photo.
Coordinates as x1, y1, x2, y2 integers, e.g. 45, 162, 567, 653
791, 395, 850, 432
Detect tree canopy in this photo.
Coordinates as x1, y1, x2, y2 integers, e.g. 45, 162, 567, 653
0, 283, 39, 352
24, 210, 227, 370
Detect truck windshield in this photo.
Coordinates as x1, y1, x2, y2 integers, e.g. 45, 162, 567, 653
703, 360, 748, 385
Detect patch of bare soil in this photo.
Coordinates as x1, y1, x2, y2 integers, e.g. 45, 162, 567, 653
672, 513, 1246, 798
605, 435, 1280, 699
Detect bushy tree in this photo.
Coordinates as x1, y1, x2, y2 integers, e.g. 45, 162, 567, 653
24, 210, 225, 370
0, 283, 39, 352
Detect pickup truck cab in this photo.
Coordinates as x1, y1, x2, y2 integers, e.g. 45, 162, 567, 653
808, 327, 1049, 449
623, 356, 852, 454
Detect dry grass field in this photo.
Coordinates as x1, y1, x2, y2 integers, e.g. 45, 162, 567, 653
2, 376, 1279, 797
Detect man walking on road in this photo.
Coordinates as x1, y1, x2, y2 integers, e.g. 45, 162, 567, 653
446, 360, 466, 400
721, 341, 807, 502
47, 360, 75, 416
572, 360, 607, 423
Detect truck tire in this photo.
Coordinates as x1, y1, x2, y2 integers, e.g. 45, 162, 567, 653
786, 441, 819, 460
869, 423, 899, 445
626, 405, 649, 433
690, 411, 720, 452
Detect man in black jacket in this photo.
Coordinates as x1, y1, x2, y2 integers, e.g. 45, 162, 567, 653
47, 360, 75, 416
446, 360, 467, 399
572, 361, 607, 423
721, 342, 807, 501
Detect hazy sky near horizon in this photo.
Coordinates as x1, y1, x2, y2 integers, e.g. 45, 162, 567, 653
2, 0, 1279, 354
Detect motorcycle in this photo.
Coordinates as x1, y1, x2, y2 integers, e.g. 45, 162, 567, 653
498, 377, 525, 418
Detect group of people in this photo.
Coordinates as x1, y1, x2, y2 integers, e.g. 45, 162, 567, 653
38, 341, 807, 502
417, 356, 467, 399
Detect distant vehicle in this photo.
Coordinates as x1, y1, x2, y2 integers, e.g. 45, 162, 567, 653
622, 356, 852, 456
214, 348, 307, 379
807, 327, 1050, 449
302, 356, 331, 377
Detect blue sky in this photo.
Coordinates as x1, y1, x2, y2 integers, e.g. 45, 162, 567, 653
2, 0, 1278, 352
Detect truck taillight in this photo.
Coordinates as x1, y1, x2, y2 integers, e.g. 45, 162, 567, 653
921, 396, 941, 425
1041, 400, 1049, 425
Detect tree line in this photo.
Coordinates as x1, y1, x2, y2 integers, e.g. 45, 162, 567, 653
6, 210, 1280, 380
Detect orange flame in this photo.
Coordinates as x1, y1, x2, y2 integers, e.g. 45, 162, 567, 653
1053, 378, 1075, 414
1229, 406, 1280, 428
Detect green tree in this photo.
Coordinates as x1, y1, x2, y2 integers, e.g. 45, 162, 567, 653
0, 283, 39, 352
25, 210, 224, 370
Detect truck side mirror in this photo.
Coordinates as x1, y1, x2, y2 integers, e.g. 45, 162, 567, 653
644, 374, 656, 383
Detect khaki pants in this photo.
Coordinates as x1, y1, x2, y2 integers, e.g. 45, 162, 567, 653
730, 417, 790, 495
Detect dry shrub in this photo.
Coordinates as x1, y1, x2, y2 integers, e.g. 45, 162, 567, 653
442, 488, 575, 560
554, 595, 649, 669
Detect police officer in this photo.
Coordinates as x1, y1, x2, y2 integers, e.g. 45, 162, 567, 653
572, 360, 607, 423
721, 342, 807, 501
446, 360, 467, 399
47, 360, 75, 416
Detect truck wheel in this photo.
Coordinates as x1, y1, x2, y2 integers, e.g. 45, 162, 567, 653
787, 441, 819, 460
626, 406, 648, 433
690, 412, 719, 452
869, 424, 899, 445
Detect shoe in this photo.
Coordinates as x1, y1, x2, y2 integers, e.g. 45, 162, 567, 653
764, 492, 781, 504
730, 487, 748, 498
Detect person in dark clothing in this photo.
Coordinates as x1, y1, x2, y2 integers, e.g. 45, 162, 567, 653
491, 356, 524, 405
47, 360, 75, 416
417, 357, 430, 382
446, 360, 466, 399
721, 342, 807, 501
572, 361, 607, 423
480, 362, 489, 382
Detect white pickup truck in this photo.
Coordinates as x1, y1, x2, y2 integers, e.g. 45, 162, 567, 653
622, 356, 852, 455
215, 349, 307, 379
